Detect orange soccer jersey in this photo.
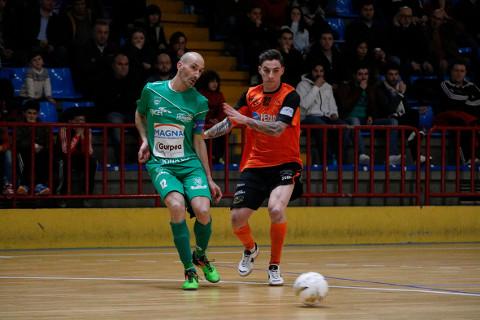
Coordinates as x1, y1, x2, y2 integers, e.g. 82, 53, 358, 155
237, 83, 302, 171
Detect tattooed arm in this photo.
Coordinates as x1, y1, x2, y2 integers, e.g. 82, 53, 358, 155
203, 117, 233, 139
223, 103, 288, 137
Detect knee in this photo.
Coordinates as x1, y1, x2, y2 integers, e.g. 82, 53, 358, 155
231, 211, 247, 228
268, 206, 285, 223
165, 197, 185, 215
193, 206, 210, 224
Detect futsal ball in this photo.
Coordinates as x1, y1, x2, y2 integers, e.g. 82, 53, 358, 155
293, 272, 328, 306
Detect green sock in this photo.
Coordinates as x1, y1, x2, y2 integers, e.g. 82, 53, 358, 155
194, 218, 212, 257
170, 220, 194, 270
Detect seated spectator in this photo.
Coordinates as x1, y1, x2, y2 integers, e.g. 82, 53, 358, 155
146, 52, 173, 83
435, 61, 480, 164
133, 4, 167, 52
276, 27, 304, 87
388, 6, 434, 77
167, 31, 189, 73
296, 62, 346, 163
425, 8, 468, 76
73, 19, 118, 97
336, 66, 401, 165
196, 70, 227, 164
374, 63, 425, 163
234, 5, 274, 80
57, 107, 97, 206
346, 40, 384, 83
20, 0, 68, 66
306, 30, 348, 87
284, 6, 310, 56
60, 0, 95, 53
19, 51, 56, 105
0, 108, 13, 195
94, 53, 142, 163
345, 0, 387, 56
16, 99, 51, 195
124, 28, 155, 82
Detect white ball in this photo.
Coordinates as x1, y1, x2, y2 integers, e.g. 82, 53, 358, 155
293, 272, 328, 306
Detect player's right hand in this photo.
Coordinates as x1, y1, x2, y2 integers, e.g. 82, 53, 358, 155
138, 141, 150, 164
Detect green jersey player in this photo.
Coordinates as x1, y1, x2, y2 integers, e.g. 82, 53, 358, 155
135, 52, 222, 290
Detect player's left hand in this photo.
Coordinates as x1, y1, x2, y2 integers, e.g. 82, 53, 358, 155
224, 103, 247, 125
208, 179, 222, 204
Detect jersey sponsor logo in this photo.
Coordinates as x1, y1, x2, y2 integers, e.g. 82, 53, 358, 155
176, 113, 193, 122
280, 106, 294, 117
252, 112, 260, 120
154, 126, 185, 138
260, 113, 276, 122
153, 124, 185, 158
150, 107, 172, 116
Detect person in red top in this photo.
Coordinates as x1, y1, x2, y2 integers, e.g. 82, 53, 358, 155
196, 70, 227, 164
204, 49, 302, 286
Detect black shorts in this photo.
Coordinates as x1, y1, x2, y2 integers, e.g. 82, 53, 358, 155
231, 162, 303, 210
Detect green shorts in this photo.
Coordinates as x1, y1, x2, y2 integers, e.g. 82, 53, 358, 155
146, 158, 212, 203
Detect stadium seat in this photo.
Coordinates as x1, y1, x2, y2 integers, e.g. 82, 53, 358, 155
62, 101, 95, 111
48, 68, 82, 99
326, 18, 346, 41
419, 106, 434, 130
39, 101, 58, 123
9, 68, 27, 96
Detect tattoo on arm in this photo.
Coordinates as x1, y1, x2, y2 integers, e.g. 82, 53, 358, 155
246, 119, 287, 136
204, 118, 233, 138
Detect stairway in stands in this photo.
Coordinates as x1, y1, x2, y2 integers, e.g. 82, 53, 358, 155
147, 0, 249, 104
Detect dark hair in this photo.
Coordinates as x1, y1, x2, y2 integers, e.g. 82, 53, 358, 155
278, 27, 294, 39
169, 31, 187, 45
94, 19, 109, 28
384, 62, 400, 72
450, 59, 468, 71
258, 49, 284, 66
287, 6, 307, 33
145, 4, 161, 19
196, 70, 221, 92
22, 99, 40, 112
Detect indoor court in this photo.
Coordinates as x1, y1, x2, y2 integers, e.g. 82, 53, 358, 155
1, 244, 479, 319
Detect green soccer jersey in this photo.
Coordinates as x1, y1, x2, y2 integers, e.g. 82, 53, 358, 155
136, 81, 209, 165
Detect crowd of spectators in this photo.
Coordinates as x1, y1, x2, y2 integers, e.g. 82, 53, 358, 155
0, 0, 479, 200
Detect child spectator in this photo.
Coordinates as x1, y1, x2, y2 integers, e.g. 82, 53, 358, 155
134, 4, 167, 52
57, 107, 97, 206
196, 70, 227, 164
16, 99, 51, 195
19, 51, 56, 105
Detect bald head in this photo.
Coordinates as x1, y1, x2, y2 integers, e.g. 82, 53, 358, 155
179, 52, 204, 65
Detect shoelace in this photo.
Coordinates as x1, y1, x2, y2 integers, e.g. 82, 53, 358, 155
240, 250, 253, 268
269, 268, 281, 280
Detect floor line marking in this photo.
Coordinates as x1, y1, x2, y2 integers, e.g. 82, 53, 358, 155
1, 275, 479, 297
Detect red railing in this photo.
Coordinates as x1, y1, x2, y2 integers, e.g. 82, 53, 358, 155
425, 126, 480, 205
1, 122, 478, 206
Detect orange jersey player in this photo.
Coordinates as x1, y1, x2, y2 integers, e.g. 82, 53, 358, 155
204, 49, 303, 285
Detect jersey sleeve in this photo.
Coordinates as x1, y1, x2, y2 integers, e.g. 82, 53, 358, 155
136, 84, 150, 115
193, 95, 209, 134
277, 90, 300, 124
234, 91, 248, 109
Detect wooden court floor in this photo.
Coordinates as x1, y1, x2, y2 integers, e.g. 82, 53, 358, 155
0, 244, 479, 319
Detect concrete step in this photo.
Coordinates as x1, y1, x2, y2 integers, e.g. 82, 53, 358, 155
222, 85, 249, 104
188, 41, 224, 56
164, 26, 209, 41
163, 13, 198, 24
203, 56, 237, 70
146, 0, 183, 13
